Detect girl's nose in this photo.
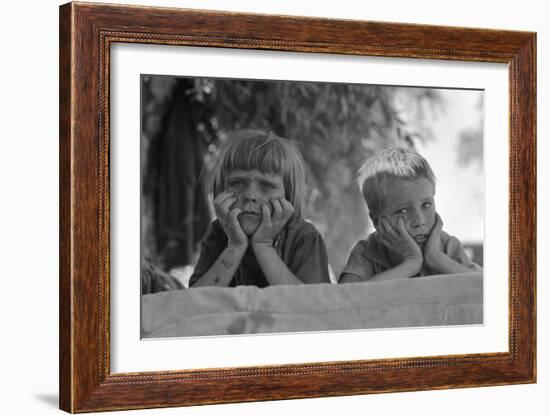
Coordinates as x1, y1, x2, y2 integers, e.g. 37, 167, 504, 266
243, 186, 259, 203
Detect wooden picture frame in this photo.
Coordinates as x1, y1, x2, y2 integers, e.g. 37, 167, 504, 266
59, 2, 536, 412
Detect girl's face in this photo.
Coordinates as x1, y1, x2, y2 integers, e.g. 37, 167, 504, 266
224, 169, 286, 235
373, 177, 436, 246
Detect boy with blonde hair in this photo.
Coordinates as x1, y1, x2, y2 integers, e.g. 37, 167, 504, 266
340, 147, 481, 283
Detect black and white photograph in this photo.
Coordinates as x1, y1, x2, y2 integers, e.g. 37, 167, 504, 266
140, 75, 484, 338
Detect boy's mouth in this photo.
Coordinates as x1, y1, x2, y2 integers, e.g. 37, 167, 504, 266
413, 234, 428, 244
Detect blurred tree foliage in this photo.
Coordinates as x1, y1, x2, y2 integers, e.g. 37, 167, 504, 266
142, 76, 442, 276
457, 95, 483, 170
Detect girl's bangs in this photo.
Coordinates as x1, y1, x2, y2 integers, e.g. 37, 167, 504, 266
224, 140, 287, 175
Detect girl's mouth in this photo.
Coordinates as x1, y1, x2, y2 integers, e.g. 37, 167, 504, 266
239, 211, 260, 218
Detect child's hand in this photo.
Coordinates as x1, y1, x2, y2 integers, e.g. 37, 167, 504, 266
423, 213, 479, 274
379, 217, 423, 269
214, 191, 247, 250
251, 198, 294, 246
424, 213, 445, 269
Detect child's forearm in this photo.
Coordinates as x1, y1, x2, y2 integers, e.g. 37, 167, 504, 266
368, 258, 422, 282
252, 244, 303, 285
340, 259, 422, 283
339, 273, 364, 283
426, 252, 477, 274
192, 246, 246, 287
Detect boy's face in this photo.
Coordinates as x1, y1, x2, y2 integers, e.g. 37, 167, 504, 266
373, 177, 436, 246
224, 169, 286, 235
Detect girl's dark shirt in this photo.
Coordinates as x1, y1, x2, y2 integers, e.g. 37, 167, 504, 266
189, 219, 330, 287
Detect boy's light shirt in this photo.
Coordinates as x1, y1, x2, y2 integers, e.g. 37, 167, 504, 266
340, 231, 481, 282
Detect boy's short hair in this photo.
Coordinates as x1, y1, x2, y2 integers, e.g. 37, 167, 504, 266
208, 129, 306, 219
358, 147, 436, 217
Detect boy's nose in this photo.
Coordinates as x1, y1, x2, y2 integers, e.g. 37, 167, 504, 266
410, 211, 426, 228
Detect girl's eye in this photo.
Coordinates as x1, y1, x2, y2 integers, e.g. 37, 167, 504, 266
228, 180, 243, 188
395, 208, 408, 215
261, 182, 276, 191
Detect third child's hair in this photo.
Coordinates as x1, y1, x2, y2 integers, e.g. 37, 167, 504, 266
357, 147, 436, 217
208, 129, 306, 219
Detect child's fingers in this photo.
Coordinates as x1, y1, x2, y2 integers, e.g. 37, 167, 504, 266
382, 217, 399, 239
270, 198, 283, 218
213, 191, 234, 206
280, 199, 295, 218
214, 193, 234, 214
434, 212, 444, 230
396, 217, 409, 236
379, 234, 394, 249
426, 213, 443, 244
228, 208, 242, 228
217, 195, 236, 215
260, 203, 272, 224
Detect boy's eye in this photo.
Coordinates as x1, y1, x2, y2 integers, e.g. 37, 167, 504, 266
395, 208, 408, 215
422, 202, 433, 209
